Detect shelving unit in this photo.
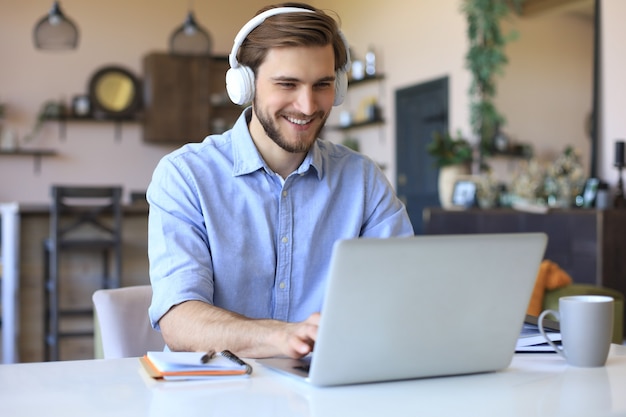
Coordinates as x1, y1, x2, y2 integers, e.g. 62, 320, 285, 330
43, 115, 140, 141
0, 149, 57, 174
329, 118, 385, 131
324, 73, 388, 172
328, 74, 386, 132
349, 74, 385, 86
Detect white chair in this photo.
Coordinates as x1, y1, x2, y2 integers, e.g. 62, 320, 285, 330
92, 285, 165, 359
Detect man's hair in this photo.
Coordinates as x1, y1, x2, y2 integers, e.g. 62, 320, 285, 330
237, 2, 348, 76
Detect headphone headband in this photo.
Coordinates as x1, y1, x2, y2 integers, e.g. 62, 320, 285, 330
226, 6, 351, 106
229, 7, 316, 69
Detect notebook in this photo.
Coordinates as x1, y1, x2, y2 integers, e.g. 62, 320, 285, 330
257, 233, 547, 386
516, 314, 562, 352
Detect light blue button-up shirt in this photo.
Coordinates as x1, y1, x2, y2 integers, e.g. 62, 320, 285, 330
147, 108, 414, 329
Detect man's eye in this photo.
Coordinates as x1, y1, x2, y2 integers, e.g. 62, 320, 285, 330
315, 82, 333, 89
278, 82, 295, 88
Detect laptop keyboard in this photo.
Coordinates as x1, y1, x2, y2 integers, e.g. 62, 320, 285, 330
293, 364, 310, 373
292, 356, 312, 374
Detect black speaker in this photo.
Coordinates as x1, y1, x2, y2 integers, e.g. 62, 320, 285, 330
614, 140, 625, 167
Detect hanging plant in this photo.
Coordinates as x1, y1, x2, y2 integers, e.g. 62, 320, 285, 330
462, 0, 524, 163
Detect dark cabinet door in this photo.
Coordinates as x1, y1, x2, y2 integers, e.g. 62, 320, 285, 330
142, 53, 211, 143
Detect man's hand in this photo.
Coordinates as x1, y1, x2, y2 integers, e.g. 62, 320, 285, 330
275, 312, 320, 358
159, 300, 320, 359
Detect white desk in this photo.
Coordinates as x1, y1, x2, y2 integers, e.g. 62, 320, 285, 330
1, 345, 626, 417
0, 202, 19, 364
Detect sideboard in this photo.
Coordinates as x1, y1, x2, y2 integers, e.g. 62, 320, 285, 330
423, 208, 626, 326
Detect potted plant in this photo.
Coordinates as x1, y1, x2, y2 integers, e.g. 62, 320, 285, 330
22, 100, 65, 144
427, 130, 473, 167
427, 131, 474, 208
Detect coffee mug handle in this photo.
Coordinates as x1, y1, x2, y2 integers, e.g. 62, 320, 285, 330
538, 309, 565, 359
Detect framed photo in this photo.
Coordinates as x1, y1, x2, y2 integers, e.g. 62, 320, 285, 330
582, 178, 600, 208
452, 180, 477, 208
72, 95, 91, 118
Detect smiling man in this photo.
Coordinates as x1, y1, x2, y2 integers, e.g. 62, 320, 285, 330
147, 2, 414, 359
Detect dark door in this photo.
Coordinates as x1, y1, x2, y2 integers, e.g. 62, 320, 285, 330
395, 77, 448, 234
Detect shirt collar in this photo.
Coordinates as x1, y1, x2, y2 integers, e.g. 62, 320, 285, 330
231, 107, 323, 180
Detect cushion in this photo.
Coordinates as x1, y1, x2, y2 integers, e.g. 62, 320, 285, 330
527, 259, 573, 317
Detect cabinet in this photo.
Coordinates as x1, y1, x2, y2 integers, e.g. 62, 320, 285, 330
422, 207, 626, 332
142, 54, 240, 143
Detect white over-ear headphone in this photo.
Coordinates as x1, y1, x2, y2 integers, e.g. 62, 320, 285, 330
225, 6, 351, 106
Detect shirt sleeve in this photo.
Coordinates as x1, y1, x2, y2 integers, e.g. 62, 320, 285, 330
359, 159, 414, 238
146, 155, 215, 330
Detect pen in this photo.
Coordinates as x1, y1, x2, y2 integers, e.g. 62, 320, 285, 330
200, 349, 215, 364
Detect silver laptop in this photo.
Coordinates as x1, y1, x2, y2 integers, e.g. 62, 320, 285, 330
257, 233, 547, 386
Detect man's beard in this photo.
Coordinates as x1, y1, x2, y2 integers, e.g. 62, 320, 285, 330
253, 99, 327, 154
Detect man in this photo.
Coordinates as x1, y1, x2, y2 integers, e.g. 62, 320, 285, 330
147, 2, 414, 359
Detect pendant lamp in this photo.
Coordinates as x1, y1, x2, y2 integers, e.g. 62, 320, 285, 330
169, 8, 212, 56
33, 1, 79, 50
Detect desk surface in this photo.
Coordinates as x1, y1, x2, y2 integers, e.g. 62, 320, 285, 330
2, 345, 626, 417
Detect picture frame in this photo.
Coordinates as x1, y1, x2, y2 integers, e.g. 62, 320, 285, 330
451, 179, 477, 208
582, 178, 600, 208
72, 95, 91, 118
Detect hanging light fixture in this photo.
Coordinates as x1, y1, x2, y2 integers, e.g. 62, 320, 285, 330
169, 2, 212, 56
33, 1, 79, 50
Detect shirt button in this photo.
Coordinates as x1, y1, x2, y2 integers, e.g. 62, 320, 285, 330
282, 191, 288, 197
282, 236, 288, 243
279, 282, 286, 289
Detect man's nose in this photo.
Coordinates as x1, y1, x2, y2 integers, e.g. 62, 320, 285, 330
294, 87, 316, 115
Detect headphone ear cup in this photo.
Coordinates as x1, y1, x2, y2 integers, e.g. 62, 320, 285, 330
333, 70, 348, 106
226, 65, 256, 105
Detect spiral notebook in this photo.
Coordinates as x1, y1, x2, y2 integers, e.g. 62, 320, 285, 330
140, 350, 252, 380
257, 233, 547, 386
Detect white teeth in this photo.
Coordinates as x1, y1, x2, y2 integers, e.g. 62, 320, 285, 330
286, 117, 310, 125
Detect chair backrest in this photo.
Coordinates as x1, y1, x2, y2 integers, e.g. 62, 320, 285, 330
92, 285, 165, 359
50, 185, 123, 245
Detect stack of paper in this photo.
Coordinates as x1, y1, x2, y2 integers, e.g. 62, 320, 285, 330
516, 317, 561, 352
140, 350, 253, 380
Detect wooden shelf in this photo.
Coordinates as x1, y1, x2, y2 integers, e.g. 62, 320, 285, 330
0, 149, 58, 173
43, 115, 140, 141
331, 73, 386, 142
487, 145, 532, 159
327, 117, 385, 131
348, 74, 385, 86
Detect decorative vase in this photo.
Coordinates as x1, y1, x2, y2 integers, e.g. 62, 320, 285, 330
438, 164, 471, 208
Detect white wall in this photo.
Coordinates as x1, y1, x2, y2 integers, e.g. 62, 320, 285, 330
496, 10, 593, 178
600, 0, 626, 185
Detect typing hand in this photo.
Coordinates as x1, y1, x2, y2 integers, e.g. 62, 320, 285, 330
282, 312, 320, 359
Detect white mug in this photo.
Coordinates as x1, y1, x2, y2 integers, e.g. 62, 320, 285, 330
538, 295, 614, 367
